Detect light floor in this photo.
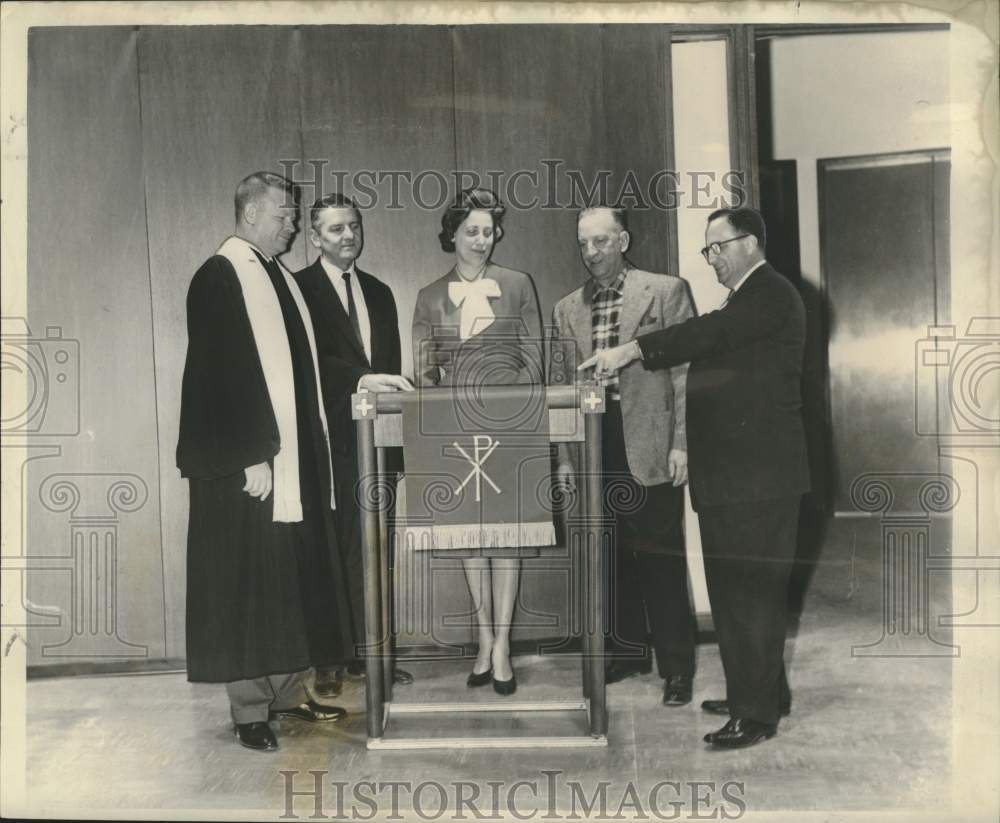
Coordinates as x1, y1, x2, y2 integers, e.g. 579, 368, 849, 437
24, 519, 955, 819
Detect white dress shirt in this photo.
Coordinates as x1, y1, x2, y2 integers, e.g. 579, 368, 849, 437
319, 256, 372, 363
729, 259, 767, 295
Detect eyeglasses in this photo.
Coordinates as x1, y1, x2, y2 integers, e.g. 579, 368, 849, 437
700, 234, 749, 261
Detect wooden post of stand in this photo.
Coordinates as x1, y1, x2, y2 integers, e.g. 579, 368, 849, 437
583, 390, 607, 737
575, 440, 592, 702
354, 396, 385, 740
377, 447, 394, 702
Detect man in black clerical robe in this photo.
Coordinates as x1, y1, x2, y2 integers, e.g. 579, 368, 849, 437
177, 171, 353, 752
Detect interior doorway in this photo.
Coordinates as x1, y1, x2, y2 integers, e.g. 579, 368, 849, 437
818, 149, 951, 513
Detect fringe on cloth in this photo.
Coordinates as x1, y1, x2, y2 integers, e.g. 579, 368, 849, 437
398, 522, 557, 551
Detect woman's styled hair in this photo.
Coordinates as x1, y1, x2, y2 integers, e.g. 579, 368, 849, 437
438, 187, 506, 253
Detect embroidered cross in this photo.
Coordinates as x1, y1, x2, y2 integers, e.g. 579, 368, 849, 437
453, 435, 502, 503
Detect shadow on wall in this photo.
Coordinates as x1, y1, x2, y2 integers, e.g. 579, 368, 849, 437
789, 274, 834, 619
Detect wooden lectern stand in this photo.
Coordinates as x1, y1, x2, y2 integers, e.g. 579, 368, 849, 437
351, 384, 608, 750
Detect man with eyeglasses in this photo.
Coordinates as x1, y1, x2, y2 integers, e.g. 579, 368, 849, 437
554, 205, 698, 709
579, 207, 809, 750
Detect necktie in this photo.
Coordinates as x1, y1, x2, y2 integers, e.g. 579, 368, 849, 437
342, 271, 364, 351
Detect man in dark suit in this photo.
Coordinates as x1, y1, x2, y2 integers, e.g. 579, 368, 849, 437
579, 207, 809, 749
294, 193, 413, 696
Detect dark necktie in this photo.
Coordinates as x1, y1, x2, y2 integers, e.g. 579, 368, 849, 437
342, 271, 364, 353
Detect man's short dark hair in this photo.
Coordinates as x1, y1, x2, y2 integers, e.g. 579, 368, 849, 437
707, 207, 766, 250
310, 192, 361, 230
578, 205, 629, 233
234, 172, 297, 223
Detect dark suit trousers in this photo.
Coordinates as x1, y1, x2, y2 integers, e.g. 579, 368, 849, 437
697, 497, 798, 725
333, 450, 365, 661
602, 400, 696, 678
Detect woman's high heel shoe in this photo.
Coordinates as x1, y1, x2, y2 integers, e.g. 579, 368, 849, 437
492, 672, 517, 696
467, 668, 492, 688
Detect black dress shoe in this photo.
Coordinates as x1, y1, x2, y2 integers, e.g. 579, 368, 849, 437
492, 673, 517, 696
313, 667, 343, 699
269, 700, 347, 723
234, 721, 278, 751
344, 661, 414, 685
701, 699, 791, 717
467, 668, 492, 687
662, 674, 693, 706
605, 659, 653, 685
704, 717, 777, 749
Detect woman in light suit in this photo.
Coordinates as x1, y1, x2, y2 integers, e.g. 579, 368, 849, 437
411, 188, 543, 696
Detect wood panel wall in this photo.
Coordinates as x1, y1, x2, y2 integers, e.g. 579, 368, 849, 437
26, 23, 678, 667
26, 28, 166, 663
137, 26, 307, 656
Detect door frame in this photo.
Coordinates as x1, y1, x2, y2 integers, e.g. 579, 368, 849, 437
817, 148, 951, 515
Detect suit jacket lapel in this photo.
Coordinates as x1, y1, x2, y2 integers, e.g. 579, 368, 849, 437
569, 290, 594, 358
729, 263, 769, 305
483, 263, 503, 313
442, 268, 464, 326
356, 268, 381, 366
618, 270, 654, 343
313, 259, 368, 363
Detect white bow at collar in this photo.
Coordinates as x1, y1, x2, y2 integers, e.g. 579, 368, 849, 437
448, 277, 501, 339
